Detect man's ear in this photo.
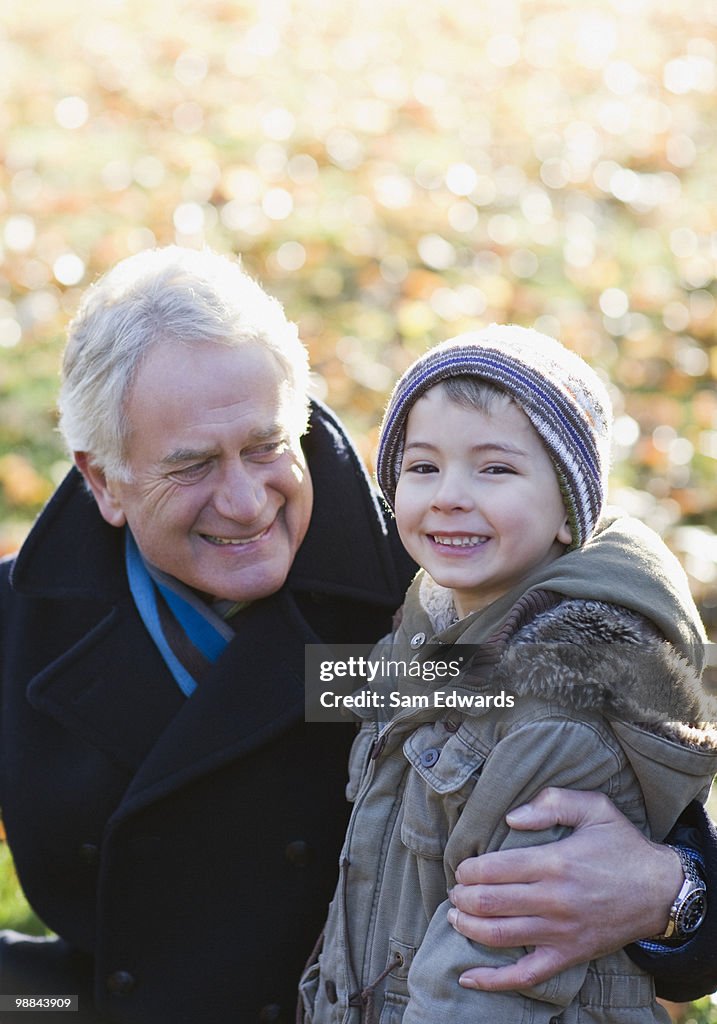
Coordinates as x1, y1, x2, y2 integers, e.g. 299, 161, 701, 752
557, 518, 572, 547
74, 452, 127, 528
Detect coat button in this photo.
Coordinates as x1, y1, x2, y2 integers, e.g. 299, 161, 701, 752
444, 718, 459, 733
420, 747, 440, 767
410, 632, 426, 649
325, 979, 338, 1004
106, 971, 135, 995
258, 1005, 282, 1022
285, 840, 314, 867
78, 843, 99, 865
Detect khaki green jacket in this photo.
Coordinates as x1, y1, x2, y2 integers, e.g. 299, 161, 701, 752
300, 516, 717, 1024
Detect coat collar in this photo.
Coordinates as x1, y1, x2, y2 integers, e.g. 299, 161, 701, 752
11, 399, 409, 612
12, 401, 410, 807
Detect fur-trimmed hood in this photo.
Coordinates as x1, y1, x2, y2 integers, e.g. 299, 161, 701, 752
407, 572, 717, 840
406, 510, 708, 671
418, 571, 714, 729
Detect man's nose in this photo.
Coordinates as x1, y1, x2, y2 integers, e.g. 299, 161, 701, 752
212, 463, 265, 522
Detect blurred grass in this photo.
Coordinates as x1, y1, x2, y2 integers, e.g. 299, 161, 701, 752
0, 0, 716, 641
0, 843, 50, 938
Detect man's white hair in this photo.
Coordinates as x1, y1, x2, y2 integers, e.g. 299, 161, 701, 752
58, 246, 311, 481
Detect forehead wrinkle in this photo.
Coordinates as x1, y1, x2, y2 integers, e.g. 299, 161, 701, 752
192, 397, 278, 424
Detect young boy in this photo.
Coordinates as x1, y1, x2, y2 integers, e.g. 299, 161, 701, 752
300, 326, 716, 1024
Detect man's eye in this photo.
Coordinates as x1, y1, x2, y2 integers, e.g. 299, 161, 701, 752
249, 440, 287, 461
170, 461, 211, 482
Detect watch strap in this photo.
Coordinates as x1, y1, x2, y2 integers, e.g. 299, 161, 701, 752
654, 844, 707, 941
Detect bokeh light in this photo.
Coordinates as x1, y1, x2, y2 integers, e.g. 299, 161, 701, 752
0, 0, 716, 651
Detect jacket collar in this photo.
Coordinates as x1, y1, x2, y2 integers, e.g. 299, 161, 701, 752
289, 399, 409, 608
11, 400, 408, 612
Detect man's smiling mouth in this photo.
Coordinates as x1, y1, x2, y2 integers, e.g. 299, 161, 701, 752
200, 525, 271, 546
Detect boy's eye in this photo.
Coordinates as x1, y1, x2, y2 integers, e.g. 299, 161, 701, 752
405, 462, 437, 475
483, 464, 515, 475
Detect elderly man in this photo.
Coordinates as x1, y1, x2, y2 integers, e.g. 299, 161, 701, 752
0, 247, 714, 1023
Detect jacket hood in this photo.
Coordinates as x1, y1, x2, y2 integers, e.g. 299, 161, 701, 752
409, 561, 717, 839
494, 602, 717, 840
414, 508, 708, 673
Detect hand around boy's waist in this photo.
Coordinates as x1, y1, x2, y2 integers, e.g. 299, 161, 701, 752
447, 786, 684, 991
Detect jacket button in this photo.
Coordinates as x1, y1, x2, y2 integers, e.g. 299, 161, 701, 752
285, 840, 313, 867
106, 971, 135, 995
78, 843, 99, 865
258, 1005, 282, 1022
325, 979, 338, 1004
410, 632, 426, 649
444, 719, 459, 733
420, 747, 440, 767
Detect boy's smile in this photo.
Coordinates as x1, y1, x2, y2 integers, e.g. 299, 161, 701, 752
394, 385, 572, 618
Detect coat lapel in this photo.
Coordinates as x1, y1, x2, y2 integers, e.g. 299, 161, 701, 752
11, 402, 410, 818
22, 585, 319, 818
25, 598, 186, 771
115, 589, 316, 818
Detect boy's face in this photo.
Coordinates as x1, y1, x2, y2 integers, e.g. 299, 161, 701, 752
394, 385, 572, 618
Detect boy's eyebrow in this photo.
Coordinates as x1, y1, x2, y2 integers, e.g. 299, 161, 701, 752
404, 440, 528, 456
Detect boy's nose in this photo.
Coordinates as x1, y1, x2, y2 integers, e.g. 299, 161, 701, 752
430, 471, 474, 512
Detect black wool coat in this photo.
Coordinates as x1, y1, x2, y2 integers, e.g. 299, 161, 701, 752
0, 402, 415, 1024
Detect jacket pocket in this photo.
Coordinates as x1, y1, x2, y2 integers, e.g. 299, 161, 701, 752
568, 962, 667, 1024
400, 721, 487, 858
379, 992, 409, 1024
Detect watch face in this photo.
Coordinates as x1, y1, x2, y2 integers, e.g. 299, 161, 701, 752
676, 889, 707, 936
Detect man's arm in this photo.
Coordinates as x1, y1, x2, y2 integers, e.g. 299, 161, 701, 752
627, 798, 717, 1003
447, 788, 715, 999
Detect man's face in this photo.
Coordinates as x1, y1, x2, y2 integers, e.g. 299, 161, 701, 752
81, 341, 313, 604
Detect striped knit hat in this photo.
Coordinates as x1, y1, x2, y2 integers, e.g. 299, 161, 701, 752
377, 325, 612, 550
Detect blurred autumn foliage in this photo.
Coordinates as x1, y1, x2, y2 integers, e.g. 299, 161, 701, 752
1, 0, 716, 642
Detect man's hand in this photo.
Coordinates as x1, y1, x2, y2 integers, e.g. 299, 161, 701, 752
447, 787, 684, 991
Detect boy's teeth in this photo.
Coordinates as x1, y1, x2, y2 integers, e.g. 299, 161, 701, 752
432, 535, 485, 547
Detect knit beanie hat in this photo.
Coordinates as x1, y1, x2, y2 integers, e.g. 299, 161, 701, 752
377, 325, 612, 550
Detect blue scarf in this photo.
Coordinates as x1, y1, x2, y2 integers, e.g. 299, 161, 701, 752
125, 530, 235, 697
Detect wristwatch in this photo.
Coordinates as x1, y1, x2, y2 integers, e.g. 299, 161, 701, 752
654, 845, 707, 941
